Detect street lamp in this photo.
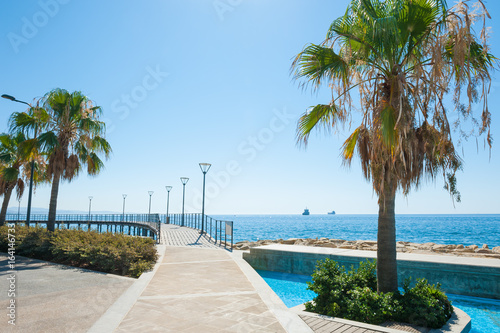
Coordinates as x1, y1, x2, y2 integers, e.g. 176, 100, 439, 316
2, 94, 35, 228
122, 194, 127, 222
165, 186, 172, 224
148, 191, 154, 221
199, 163, 211, 234
88, 196, 93, 230
180, 177, 189, 227
1, 94, 30, 106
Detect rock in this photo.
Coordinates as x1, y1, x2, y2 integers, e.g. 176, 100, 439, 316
456, 244, 464, 249
454, 248, 475, 253
238, 245, 250, 250
281, 238, 298, 245
492, 246, 500, 254
481, 253, 500, 259
468, 245, 479, 250
475, 248, 491, 254
419, 242, 436, 250
319, 237, 329, 241
338, 242, 356, 249
482, 244, 489, 249
431, 244, 447, 252
318, 243, 337, 248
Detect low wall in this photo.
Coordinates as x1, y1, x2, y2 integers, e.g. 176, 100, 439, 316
243, 244, 500, 299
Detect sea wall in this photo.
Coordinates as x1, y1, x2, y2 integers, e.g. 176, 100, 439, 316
243, 244, 500, 299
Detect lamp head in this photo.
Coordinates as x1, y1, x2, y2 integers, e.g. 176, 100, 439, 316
165, 186, 172, 192
1, 94, 15, 101
122, 194, 127, 199
148, 191, 154, 196
199, 163, 212, 173
180, 177, 189, 185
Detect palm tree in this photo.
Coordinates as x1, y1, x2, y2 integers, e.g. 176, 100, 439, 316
0, 132, 28, 225
292, 0, 496, 293
11, 89, 112, 232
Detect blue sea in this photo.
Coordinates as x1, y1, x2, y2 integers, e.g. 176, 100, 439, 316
212, 214, 500, 248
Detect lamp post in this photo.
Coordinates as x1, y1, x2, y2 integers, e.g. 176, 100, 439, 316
148, 191, 154, 222
88, 196, 93, 230
122, 194, 127, 222
180, 177, 189, 227
165, 186, 172, 224
2, 94, 35, 228
199, 163, 211, 234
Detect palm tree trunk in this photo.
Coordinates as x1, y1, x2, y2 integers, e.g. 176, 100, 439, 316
47, 171, 61, 232
377, 184, 398, 293
0, 186, 14, 226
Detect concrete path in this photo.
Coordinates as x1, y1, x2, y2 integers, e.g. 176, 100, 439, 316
88, 224, 312, 332
113, 246, 287, 332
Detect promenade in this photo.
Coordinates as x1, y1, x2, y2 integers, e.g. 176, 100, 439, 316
0, 224, 418, 332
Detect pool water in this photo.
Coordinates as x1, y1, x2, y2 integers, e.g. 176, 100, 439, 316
257, 270, 500, 333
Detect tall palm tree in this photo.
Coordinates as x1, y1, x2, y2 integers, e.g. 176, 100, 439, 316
292, 0, 496, 293
0, 132, 28, 225
11, 89, 112, 232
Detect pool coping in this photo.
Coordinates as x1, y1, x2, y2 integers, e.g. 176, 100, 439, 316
253, 244, 500, 268
229, 249, 313, 332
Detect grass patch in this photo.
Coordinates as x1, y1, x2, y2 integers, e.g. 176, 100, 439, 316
305, 259, 453, 329
0, 225, 158, 278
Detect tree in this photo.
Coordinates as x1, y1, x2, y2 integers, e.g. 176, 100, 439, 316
11, 89, 112, 232
292, 0, 496, 293
0, 132, 28, 225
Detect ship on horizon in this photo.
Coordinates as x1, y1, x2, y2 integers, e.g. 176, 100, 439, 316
302, 208, 310, 215
328, 210, 336, 215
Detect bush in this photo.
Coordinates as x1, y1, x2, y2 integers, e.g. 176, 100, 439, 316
397, 278, 453, 328
305, 258, 453, 329
0, 225, 158, 278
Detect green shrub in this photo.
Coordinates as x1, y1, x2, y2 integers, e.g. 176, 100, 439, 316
0, 225, 157, 278
305, 258, 453, 329
397, 278, 453, 328
305, 259, 392, 323
17, 227, 52, 260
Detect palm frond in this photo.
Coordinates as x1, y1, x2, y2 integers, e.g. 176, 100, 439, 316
292, 44, 350, 89
296, 104, 343, 146
86, 153, 105, 176
341, 126, 362, 162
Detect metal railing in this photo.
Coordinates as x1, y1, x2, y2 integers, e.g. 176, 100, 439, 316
168, 213, 233, 250
5, 214, 161, 242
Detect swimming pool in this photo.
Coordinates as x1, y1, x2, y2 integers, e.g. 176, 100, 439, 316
257, 270, 500, 333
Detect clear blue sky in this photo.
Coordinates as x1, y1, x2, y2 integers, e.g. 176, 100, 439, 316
1, 0, 499, 215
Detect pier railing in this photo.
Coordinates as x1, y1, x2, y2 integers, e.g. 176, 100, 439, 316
168, 213, 233, 250
5, 214, 161, 242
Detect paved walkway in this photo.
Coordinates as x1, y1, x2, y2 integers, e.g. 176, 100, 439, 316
161, 224, 222, 248
113, 246, 286, 332
89, 224, 312, 332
